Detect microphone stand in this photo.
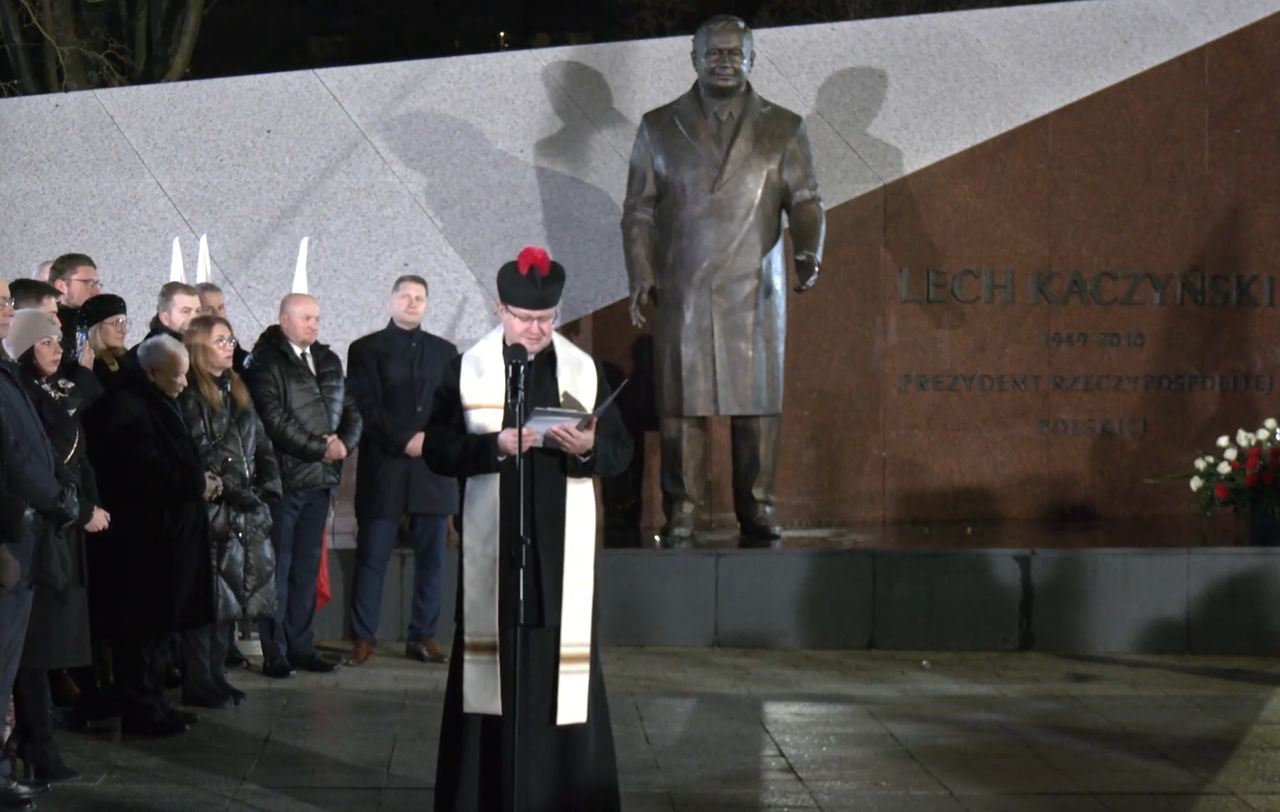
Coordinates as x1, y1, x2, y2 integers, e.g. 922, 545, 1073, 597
509, 358, 529, 812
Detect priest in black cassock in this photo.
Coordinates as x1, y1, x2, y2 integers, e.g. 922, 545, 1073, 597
424, 247, 631, 811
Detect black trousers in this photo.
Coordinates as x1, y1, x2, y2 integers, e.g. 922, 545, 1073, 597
181, 621, 231, 699
9, 668, 53, 763
112, 635, 172, 723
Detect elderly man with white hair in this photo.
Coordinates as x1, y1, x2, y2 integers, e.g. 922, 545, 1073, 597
82, 335, 222, 738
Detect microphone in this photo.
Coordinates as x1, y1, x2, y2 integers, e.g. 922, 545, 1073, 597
503, 343, 528, 411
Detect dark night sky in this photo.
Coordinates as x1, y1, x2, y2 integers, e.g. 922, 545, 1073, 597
188, 0, 1071, 81
0, 0, 1073, 92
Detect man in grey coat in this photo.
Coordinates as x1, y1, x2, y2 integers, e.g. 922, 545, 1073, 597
621, 14, 826, 547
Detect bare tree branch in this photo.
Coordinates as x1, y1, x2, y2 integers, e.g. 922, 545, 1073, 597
131, 0, 148, 79
0, 0, 39, 93
160, 0, 200, 81
49, 0, 88, 88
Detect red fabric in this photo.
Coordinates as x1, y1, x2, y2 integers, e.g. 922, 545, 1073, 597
316, 531, 332, 610
516, 246, 552, 277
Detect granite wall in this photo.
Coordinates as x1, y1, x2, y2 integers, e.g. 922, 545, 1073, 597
2, 0, 1277, 530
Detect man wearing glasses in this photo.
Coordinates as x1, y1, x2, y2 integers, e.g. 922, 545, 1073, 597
195, 283, 249, 372
423, 247, 631, 810
48, 253, 103, 362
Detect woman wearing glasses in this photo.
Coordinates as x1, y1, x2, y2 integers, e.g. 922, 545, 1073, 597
178, 316, 281, 706
1, 310, 110, 781
76, 294, 130, 385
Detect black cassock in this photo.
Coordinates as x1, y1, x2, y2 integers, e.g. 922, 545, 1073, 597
423, 342, 631, 812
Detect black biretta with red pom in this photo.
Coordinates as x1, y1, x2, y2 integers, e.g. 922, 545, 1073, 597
496, 246, 565, 310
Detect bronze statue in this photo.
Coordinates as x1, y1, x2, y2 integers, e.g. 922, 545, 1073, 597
621, 14, 826, 547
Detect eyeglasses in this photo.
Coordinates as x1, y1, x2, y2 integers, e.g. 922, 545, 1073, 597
70, 278, 102, 289
102, 317, 129, 330
0, 298, 15, 309
501, 306, 557, 327
212, 336, 239, 348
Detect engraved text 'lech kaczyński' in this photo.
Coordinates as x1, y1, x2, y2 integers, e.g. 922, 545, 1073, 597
899, 268, 1277, 306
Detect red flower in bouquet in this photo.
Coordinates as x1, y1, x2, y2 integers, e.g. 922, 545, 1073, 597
1177, 420, 1280, 517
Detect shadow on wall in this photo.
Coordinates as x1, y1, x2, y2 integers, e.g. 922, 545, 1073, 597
380, 69, 629, 327
535, 60, 632, 323
809, 66, 964, 334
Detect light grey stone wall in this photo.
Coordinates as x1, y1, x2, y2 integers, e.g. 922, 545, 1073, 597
1, 0, 1274, 361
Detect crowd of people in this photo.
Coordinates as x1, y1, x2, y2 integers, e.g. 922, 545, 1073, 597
0, 253, 474, 810
2, 245, 631, 811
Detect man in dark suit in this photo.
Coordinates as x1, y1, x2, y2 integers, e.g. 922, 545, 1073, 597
345, 276, 458, 666
47, 253, 103, 367
195, 283, 249, 372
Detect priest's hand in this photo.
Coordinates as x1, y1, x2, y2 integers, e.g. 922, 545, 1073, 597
545, 418, 596, 457
497, 428, 539, 457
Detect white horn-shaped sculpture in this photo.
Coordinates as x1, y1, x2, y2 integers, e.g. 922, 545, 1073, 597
196, 234, 211, 284
292, 236, 309, 294
169, 237, 186, 283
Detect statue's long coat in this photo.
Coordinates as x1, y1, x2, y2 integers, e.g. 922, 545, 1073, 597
622, 83, 822, 416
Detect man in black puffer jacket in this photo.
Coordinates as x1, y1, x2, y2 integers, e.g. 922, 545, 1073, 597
243, 294, 361, 677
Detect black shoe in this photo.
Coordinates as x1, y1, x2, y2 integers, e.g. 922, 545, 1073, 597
17, 739, 80, 783
120, 715, 188, 738
168, 708, 199, 726
291, 653, 338, 673
0, 797, 33, 812
214, 679, 247, 706
261, 656, 296, 679
0, 779, 46, 799
0, 777, 41, 810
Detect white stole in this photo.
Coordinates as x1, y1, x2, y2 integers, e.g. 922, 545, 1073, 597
457, 325, 598, 725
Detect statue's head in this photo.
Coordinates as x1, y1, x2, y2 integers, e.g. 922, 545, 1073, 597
690, 15, 753, 99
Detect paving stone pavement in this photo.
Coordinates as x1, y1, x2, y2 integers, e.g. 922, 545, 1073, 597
25, 646, 1280, 810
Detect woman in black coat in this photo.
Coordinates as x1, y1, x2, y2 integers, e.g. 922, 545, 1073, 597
77, 293, 131, 386
2, 310, 111, 781
179, 316, 281, 706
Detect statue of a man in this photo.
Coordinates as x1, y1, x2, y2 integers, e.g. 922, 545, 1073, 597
621, 15, 826, 547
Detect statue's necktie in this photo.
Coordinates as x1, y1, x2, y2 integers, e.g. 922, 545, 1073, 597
713, 110, 735, 152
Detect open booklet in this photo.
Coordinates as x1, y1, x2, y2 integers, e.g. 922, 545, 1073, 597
525, 379, 628, 446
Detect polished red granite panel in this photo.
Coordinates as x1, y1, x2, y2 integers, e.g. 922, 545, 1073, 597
561, 16, 1279, 539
